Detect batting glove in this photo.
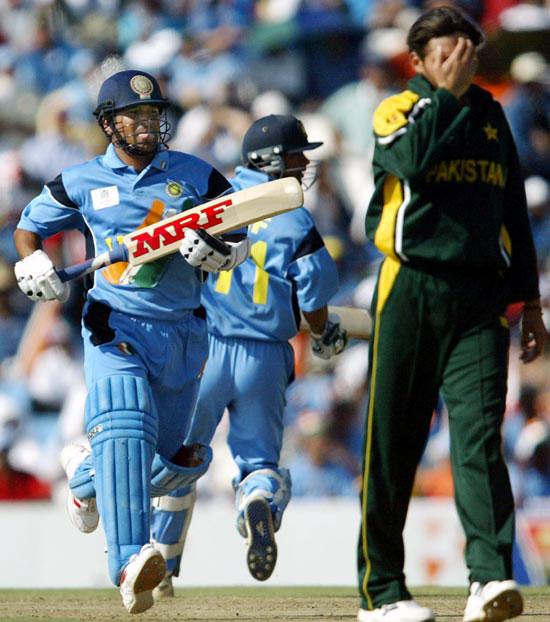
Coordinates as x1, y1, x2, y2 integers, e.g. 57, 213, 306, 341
310, 319, 348, 360
180, 228, 250, 272
14, 249, 70, 302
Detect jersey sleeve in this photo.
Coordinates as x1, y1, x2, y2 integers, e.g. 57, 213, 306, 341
17, 173, 85, 238
499, 108, 540, 303
286, 223, 339, 312
372, 88, 469, 179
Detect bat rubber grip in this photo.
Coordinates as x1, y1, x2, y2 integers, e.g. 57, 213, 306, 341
57, 246, 128, 282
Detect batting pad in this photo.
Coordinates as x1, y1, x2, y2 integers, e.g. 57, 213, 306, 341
85, 374, 158, 585
150, 444, 212, 497
151, 485, 197, 576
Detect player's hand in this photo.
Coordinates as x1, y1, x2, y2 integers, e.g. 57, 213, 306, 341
310, 319, 348, 360
432, 37, 477, 99
520, 300, 547, 363
180, 228, 250, 272
14, 249, 70, 302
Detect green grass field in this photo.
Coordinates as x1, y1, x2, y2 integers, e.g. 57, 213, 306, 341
0, 586, 548, 622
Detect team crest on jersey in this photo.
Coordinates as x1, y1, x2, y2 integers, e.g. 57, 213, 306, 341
165, 179, 184, 198
130, 75, 154, 99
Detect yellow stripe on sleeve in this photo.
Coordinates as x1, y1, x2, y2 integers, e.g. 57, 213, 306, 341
373, 90, 420, 137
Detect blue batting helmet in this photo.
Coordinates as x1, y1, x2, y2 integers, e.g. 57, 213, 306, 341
94, 70, 171, 155
242, 114, 323, 183
94, 70, 168, 118
242, 115, 322, 163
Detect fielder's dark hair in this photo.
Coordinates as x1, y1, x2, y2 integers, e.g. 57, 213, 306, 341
406, 5, 484, 58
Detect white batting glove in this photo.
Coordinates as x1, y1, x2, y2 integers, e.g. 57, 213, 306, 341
310, 319, 348, 360
180, 229, 250, 272
14, 249, 70, 302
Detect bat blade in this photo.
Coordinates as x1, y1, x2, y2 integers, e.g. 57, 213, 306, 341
124, 176, 303, 266
56, 177, 303, 282
300, 306, 372, 340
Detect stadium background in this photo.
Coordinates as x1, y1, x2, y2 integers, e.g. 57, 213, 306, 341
0, 0, 547, 589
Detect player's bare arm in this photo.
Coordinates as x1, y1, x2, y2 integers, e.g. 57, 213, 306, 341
14, 228, 41, 258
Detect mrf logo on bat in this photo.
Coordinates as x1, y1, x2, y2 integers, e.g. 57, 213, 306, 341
127, 198, 233, 262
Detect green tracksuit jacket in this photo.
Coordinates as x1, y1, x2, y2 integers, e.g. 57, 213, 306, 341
365, 73, 539, 303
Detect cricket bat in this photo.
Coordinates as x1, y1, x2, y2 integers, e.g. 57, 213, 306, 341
57, 177, 303, 282
300, 306, 372, 340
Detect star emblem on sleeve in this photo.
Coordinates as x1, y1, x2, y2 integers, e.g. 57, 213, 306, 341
483, 123, 498, 141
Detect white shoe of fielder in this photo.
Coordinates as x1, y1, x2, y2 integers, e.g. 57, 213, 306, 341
60, 443, 99, 534
463, 580, 523, 622
358, 600, 435, 622
119, 544, 166, 614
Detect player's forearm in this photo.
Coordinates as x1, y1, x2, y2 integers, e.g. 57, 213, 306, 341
302, 306, 328, 335
14, 229, 42, 259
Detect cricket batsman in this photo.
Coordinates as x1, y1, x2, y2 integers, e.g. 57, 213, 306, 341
150, 114, 348, 595
13, 70, 249, 614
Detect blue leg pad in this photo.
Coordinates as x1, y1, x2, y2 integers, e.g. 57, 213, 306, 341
150, 444, 212, 497
151, 485, 196, 576
235, 468, 292, 537
86, 375, 158, 585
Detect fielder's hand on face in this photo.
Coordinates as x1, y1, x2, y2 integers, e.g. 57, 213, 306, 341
14, 249, 70, 302
180, 228, 250, 272
310, 319, 348, 360
520, 300, 547, 364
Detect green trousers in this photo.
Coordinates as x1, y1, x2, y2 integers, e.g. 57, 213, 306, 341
358, 257, 515, 610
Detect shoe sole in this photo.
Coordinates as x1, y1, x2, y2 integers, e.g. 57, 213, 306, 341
483, 588, 524, 621
127, 552, 166, 614
245, 498, 277, 581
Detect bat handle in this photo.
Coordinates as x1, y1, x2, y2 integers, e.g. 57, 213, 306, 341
56, 246, 128, 282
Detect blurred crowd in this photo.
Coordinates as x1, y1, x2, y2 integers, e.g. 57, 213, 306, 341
0, 0, 548, 548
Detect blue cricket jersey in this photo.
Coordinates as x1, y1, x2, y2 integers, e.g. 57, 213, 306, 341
202, 167, 339, 341
17, 144, 232, 320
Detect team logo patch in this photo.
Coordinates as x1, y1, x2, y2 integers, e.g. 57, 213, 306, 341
165, 179, 184, 198
130, 75, 154, 99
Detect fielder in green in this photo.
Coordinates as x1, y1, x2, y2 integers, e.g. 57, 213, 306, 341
357, 6, 547, 622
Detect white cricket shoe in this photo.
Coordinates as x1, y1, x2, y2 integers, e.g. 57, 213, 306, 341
153, 571, 174, 600
358, 600, 435, 622
119, 543, 166, 614
463, 580, 523, 622
60, 443, 99, 533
